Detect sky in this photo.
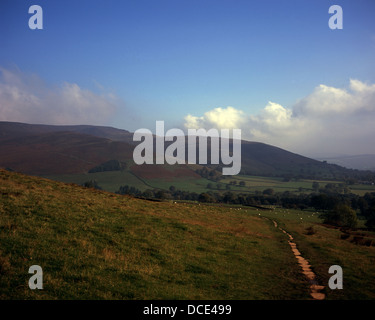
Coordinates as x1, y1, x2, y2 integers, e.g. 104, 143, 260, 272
1, 0, 375, 157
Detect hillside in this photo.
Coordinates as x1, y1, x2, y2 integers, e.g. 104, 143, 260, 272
1, 169, 375, 300
0, 131, 134, 175
0, 169, 308, 299
238, 141, 369, 180
1, 121, 374, 182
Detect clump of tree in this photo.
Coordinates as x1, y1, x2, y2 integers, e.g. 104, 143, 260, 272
319, 204, 358, 228
116, 185, 142, 196
310, 194, 341, 211
195, 167, 222, 181
357, 192, 375, 229
198, 193, 214, 203
318, 183, 350, 195
82, 180, 102, 190
263, 188, 274, 196
88, 160, 126, 173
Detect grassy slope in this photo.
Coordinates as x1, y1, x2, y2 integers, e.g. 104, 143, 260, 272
1, 169, 375, 300
259, 209, 375, 299
0, 170, 307, 299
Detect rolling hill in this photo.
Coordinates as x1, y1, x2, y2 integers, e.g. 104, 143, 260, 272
0, 121, 374, 182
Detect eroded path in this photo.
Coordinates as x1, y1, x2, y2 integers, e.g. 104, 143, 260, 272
268, 218, 325, 300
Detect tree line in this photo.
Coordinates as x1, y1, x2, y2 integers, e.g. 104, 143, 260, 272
111, 182, 375, 230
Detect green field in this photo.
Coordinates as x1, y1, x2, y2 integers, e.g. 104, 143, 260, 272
1, 169, 375, 300
44, 169, 375, 196
45, 170, 149, 193
349, 184, 375, 196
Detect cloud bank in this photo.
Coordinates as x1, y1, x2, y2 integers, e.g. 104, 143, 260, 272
184, 80, 375, 156
0, 67, 118, 125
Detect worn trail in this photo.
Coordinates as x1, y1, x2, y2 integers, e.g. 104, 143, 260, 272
270, 218, 325, 300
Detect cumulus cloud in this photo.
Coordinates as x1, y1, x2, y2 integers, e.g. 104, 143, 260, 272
293, 79, 375, 117
184, 79, 375, 156
184, 106, 246, 130
0, 67, 118, 125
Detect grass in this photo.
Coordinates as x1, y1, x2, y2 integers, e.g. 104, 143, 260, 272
0, 169, 307, 299
1, 169, 375, 300
349, 184, 375, 196
45, 170, 375, 196
259, 208, 375, 299
45, 170, 148, 193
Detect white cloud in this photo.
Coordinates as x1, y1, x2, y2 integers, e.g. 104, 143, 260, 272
252, 101, 294, 130
184, 106, 245, 130
293, 84, 351, 116
293, 79, 375, 117
183, 79, 375, 156
0, 67, 118, 125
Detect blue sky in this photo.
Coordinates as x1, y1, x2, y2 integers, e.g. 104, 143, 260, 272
1, 0, 375, 156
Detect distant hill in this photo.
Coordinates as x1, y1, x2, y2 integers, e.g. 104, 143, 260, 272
0, 122, 134, 175
0, 121, 134, 143
316, 154, 375, 172
0, 121, 374, 181
238, 141, 369, 180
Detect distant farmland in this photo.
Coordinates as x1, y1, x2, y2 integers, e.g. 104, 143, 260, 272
45, 166, 375, 196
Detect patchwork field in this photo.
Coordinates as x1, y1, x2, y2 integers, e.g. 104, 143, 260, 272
1, 169, 375, 300
45, 167, 375, 196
